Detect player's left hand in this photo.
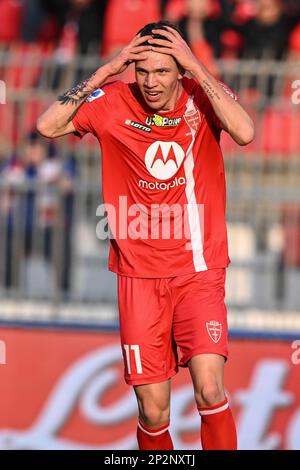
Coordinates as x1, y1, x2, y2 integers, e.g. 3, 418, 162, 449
148, 26, 200, 73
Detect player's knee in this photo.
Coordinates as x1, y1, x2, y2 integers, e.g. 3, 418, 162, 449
140, 408, 170, 428
196, 382, 224, 408
139, 401, 170, 428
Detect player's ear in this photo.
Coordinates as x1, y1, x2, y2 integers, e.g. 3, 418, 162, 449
175, 60, 185, 79
177, 65, 185, 79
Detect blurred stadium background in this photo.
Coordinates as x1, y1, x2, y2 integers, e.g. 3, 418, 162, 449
0, 0, 300, 450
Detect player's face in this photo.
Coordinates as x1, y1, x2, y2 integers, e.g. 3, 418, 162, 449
135, 51, 184, 112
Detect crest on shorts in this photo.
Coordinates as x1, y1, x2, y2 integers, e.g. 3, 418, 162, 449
206, 321, 222, 343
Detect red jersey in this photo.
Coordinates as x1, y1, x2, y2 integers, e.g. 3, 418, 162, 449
72, 77, 234, 277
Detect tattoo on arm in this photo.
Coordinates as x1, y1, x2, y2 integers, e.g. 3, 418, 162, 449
66, 108, 80, 124
58, 73, 96, 106
202, 80, 221, 101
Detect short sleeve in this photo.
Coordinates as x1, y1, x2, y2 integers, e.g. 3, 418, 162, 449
72, 102, 95, 138
72, 83, 117, 139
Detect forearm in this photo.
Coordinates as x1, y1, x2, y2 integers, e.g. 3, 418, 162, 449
37, 64, 111, 138
37, 32, 152, 139
189, 63, 255, 145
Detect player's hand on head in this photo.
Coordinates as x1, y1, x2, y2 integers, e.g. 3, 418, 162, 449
148, 26, 199, 73
106, 35, 152, 76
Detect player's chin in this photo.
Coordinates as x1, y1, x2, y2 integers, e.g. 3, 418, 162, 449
143, 92, 164, 108
143, 96, 164, 110
146, 102, 163, 110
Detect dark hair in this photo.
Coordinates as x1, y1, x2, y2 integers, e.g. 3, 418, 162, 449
137, 20, 184, 47
137, 20, 185, 73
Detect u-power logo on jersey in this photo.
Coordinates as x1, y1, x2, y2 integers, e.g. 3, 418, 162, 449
145, 141, 185, 180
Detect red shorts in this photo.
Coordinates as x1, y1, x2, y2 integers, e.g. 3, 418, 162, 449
117, 268, 228, 386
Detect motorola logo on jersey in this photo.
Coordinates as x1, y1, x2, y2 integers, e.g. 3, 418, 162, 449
145, 141, 185, 180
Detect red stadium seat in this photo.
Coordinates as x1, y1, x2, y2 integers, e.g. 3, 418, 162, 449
260, 107, 300, 158
22, 98, 41, 137
221, 100, 300, 161
0, 101, 18, 146
4, 43, 53, 89
232, 0, 256, 24
220, 29, 243, 58
0, 0, 22, 43
102, 0, 161, 56
221, 94, 259, 158
289, 23, 300, 54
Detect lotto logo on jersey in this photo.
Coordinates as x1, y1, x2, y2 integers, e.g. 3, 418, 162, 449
86, 88, 105, 102
145, 141, 185, 180
125, 120, 151, 133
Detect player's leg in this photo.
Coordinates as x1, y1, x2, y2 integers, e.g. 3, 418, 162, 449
134, 380, 173, 450
117, 274, 177, 450
172, 268, 237, 450
189, 353, 237, 450
189, 353, 225, 407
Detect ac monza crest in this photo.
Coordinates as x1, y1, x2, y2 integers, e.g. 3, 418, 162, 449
206, 321, 222, 343
183, 109, 201, 131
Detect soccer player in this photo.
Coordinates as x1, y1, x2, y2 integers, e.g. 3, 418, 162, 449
37, 20, 254, 450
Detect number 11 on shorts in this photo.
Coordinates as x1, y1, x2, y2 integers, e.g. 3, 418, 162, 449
123, 344, 143, 374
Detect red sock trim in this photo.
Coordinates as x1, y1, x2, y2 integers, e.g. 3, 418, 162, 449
138, 419, 170, 436
198, 399, 237, 449
198, 398, 229, 415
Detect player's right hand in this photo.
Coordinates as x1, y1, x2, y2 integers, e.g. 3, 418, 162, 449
104, 35, 153, 76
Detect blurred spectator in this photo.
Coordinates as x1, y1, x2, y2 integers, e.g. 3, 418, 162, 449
72, 0, 109, 55
218, 0, 300, 97
0, 132, 77, 294
59, 153, 77, 294
21, 0, 69, 45
228, 0, 300, 60
177, 0, 221, 75
0, 154, 25, 287
38, 141, 62, 260
21, 131, 47, 256
21, 0, 108, 55
222, 0, 256, 25
217, 0, 254, 58
284, 0, 300, 15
